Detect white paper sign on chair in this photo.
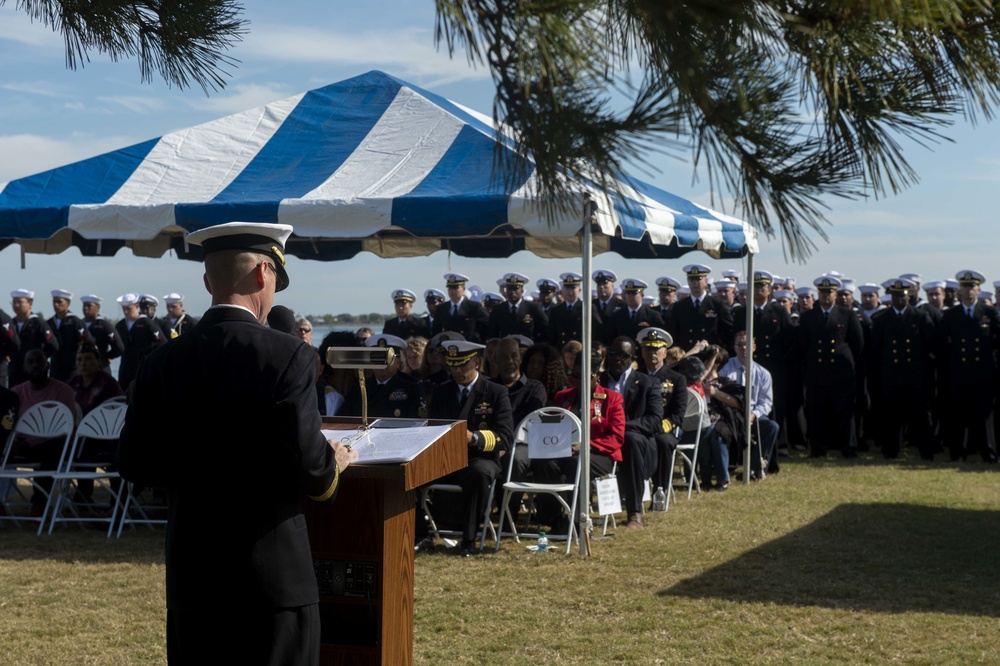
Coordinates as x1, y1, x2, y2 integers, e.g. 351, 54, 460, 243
527, 421, 574, 459
595, 475, 622, 516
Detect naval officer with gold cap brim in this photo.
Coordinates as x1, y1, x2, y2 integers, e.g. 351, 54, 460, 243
383, 288, 431, 341
432, 273, 489, 343
664, 264, 734, 352
341, 333, 426, 420
487, 272, 549, 343
117, 221, 357, 666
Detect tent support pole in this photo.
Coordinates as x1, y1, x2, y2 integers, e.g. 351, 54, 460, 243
578, 205, 594, 556
743, 253, 755, 485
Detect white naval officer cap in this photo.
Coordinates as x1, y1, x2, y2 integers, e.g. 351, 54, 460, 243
117, 293, 140, 307
881, 278, 914, 293
186, 222, 293, 292
444, 273, 470, 287
366, 333, 407, 351
537, 278, 559, 292
139, 294, 159, 306
955, 269, 986, 286
424, 288, 445, 302
502, 272, 529, 287
11, 289, 34, 300
442, 340, 485, 366
655, 276, 681, 291
814, 276, 842, 291
506, 334, 534, 352
636, 327, 673, 348
482, 292, 504, 306
560, 272, 583, 286
592, 269, 617, 283
51, 289, 73, 300
683, 263, 711, 278
391, 288, 416, 303
621, 278, 648, 292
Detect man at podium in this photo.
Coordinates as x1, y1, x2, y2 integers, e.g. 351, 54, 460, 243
422, 340, 513, 556
117, 222, 357, 666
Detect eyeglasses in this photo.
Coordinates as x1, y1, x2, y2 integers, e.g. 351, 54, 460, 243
297, 327, 312, 334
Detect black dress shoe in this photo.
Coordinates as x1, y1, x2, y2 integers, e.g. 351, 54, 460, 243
458, 546, 481, 557
414, 536, 435, 553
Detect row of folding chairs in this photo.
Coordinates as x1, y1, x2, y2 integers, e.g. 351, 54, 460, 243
0, 398, 166, 537
455, 389, 711, 554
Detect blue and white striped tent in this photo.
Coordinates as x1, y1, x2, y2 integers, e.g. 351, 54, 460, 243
0, 70, 757, 262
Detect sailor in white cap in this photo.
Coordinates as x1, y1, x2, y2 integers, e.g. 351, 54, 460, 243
944, 279, 960, 308
138, 294, 159, 321
46, 288, 87, 381
341, 333, 425, 420
421, 339, 513, 557
489, 272, 548, 343
480, 292, 504, 314
795, 286, 817, 314
114, 292, 165, 390
857, 283, 882, 320
798, 275, 864, 459
773, 289, 795, 315
78, 295, 122, 371
118, 221, 357, 662
665, 263, 734, 351
721, 269, 741, 282
8, 288, 57, 388
382, 288, 431, 341
603, 278, 664, 347
548, 272, 585, 349
434, 273, 488, 343
421, 288, 446, 333
920, 280, 946, 321
155, 293, 195, 340
713, 279, 736, 312
654, 276, 681, 316
536, 278, 561, 312
870, 277, 936, 460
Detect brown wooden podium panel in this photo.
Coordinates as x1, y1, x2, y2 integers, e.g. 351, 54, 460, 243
304, 417, 467, 666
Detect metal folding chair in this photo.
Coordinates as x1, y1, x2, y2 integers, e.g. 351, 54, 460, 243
666, 388, 706, 508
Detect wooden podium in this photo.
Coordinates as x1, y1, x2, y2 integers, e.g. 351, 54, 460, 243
302, 417, 468, 666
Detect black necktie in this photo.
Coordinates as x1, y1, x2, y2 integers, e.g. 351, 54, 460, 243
460, 386, 469, 403
600, 301, 606, 313
629, 310, 636, 321
693, 299, 700, 310
823, 310, 829, 320
511, 304, 517, 316
968, 307, 974, 318
452, 304, 458, 317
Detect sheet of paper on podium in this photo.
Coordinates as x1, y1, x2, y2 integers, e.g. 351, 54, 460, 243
321, 424, 455, 464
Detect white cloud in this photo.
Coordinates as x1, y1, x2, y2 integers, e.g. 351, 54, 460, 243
0, 7, 62, 49
188, 82, 299, 116
96, 95, 167, 114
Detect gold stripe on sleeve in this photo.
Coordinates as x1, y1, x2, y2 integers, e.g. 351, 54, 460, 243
308, 462, 340, 502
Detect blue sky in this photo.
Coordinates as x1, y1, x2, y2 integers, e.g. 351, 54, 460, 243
1, 3, 998, 318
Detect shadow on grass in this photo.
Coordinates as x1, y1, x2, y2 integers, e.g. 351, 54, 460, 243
660, 503, 1000, 616
0, 527, 165, 565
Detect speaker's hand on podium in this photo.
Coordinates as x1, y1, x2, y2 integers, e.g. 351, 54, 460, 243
331, 440, 359, 473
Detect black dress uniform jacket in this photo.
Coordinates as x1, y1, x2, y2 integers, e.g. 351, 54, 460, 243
382, 315, 431, 341
158, 313, 200, 339
0, 310, 20, 388
10, 314, 58, 387
429, 376, 514, 461
487, 299, 549, 344
47, 313, 86, 381
666, 294, 734, 351
83, 317, 123, 370
603, 304, 664, 346
115, 315, 165, 390
117, 306, 341, 611
433, 298, 489, 343
342, 371, 425, 419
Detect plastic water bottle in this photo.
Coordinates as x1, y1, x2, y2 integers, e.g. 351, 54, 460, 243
652, 486, 667, 512
536, 531, 549, 552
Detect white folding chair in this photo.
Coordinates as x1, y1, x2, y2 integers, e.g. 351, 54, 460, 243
0, 401, 76, 534
117, 483, 169, 537
667, 388, 706, 508
47, 400, 127, 537
495, 407, 582, 555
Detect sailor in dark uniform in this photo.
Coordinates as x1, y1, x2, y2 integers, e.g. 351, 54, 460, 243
421, 288, 446, 334
869, 278, 936, 459
858, 283, 883, 322
432, 273, 489, 343
139, 294, 159, 321
80, 295, 123, 373
45, 289, 85, 382
548, 272, 586, 349
342, 334, 426, 420
654, 276, 681, 318
796, 276, 865, 458
423, 340, 513, 556
536, 278, 560, 314
603, 278, 664, 347
834, 277, 874, 449
114, 292, 165, 391
117, 221, 356, 666
9, 289, 58, 388
480, 292, 504, 318
637, 327, 688, 495
487, 272, 549, 343
382, 288, 431, 341
159, 293, 199, 339
664, 264, 734, 352
935, 269, 1000, 462
0, 305, 19, 388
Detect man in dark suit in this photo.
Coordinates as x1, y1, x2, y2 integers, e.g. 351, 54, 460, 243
935, 269, 1000, 462
637, 327, 688, 495
114, 292, 165, 391
549, 272, 587, 349
665, 263, 734, 352
869, 278, 936, 459
654, 276, 681, 318
421, 288, 445, 334
797, 276, 865, 458
432, 273, 489, 343
424, 340, 513, 556
600, 336, 663, 528
117, 222, 357, 666
159, 293, 199, 339
382, 288, 432, 341
602, 278, 664, 346
487, 272, 549, 343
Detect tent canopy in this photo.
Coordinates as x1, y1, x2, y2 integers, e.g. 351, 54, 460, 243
0, 70, 757, 262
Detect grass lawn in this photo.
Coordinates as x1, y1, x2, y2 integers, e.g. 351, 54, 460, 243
1, 452, 998, 665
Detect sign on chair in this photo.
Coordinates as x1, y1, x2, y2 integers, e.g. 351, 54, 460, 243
527, 421, 573, 459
